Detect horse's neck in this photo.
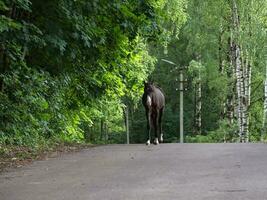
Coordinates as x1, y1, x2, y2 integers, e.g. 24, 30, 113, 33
149, 85, 157, 92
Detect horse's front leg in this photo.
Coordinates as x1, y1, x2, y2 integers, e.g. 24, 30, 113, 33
146, 109, 151, 145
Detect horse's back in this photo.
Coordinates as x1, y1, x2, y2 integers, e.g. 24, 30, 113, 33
143, 87, 165, 110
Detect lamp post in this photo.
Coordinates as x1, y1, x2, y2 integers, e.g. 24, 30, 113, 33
123, 104, 130, 144
162, 59, 184, 143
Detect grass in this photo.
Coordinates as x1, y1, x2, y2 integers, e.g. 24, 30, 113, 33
0, 142, 94, 173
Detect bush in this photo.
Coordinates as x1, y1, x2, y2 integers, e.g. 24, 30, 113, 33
186, 120, 239, 143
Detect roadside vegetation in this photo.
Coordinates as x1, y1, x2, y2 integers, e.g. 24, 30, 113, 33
1, 0, 267, 166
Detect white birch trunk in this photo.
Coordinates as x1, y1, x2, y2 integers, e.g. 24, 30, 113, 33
262, 60, 267, 141
232, 0, 250, 142
196, 78, 202, 134
235, 45, 244, 142
227, 29, 235, 125
193, 60, 202, 135
243, 50, 251, 142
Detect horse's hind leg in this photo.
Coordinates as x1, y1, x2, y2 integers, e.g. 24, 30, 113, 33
159, 108, 164, 143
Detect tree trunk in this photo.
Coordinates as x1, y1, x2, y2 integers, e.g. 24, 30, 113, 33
100, 119, 104, 141
232, 0, 249, 142
262, 60, 267, 141
235, 45, 244, 142
123, 105, 130, 144
194, 71, 202, 135
196, 80, 202, 134
218, 23, 227, 120
0, 46, 4, 92
218, 26, 224, 73
231, 0, 252, 143
105, 122, 108, 144
226, 27, 235, 125
242, 50, 251, 142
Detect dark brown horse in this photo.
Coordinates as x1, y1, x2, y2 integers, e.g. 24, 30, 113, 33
142, 82, 165, 145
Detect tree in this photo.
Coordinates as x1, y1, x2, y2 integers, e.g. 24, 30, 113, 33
0, 0, 188, 146
188, 60, 206, 135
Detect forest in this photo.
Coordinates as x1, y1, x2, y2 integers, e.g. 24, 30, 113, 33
1, 0, 267, 152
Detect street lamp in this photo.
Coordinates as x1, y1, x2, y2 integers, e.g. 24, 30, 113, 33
161, 59, 184, 143
161, 59, 176, 66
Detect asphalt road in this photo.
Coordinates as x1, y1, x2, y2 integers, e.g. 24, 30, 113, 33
1, 143, 267, 200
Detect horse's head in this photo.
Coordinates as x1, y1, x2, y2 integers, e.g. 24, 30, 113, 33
143, 81, 154, 94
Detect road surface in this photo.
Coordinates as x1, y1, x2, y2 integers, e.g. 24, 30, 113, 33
1, 143, 267, 200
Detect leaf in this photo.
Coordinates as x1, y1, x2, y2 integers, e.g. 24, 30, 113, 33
45, 35, 67, 54
0, 1, 8, 11
0, 16, 22, 33
15, 0, 32, 12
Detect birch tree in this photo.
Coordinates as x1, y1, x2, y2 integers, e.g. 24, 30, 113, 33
130, 0, 267, 142
231, 0, 267, 142
189, 60, 206, 135
261, 60, 267, 141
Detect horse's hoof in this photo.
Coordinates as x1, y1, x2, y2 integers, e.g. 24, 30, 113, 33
154, 138, 159, 145
146, 140, 151, 145
159, 134, 163, 143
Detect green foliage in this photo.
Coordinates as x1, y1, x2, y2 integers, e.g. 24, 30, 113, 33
1, 64, 51, 146
130, 0, 267, 143
186, 120, 239, 143
0, 0, 188, 148
2, 0, 266, 147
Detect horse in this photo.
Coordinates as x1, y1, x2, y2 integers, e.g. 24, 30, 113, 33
142, 81, 165, 145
